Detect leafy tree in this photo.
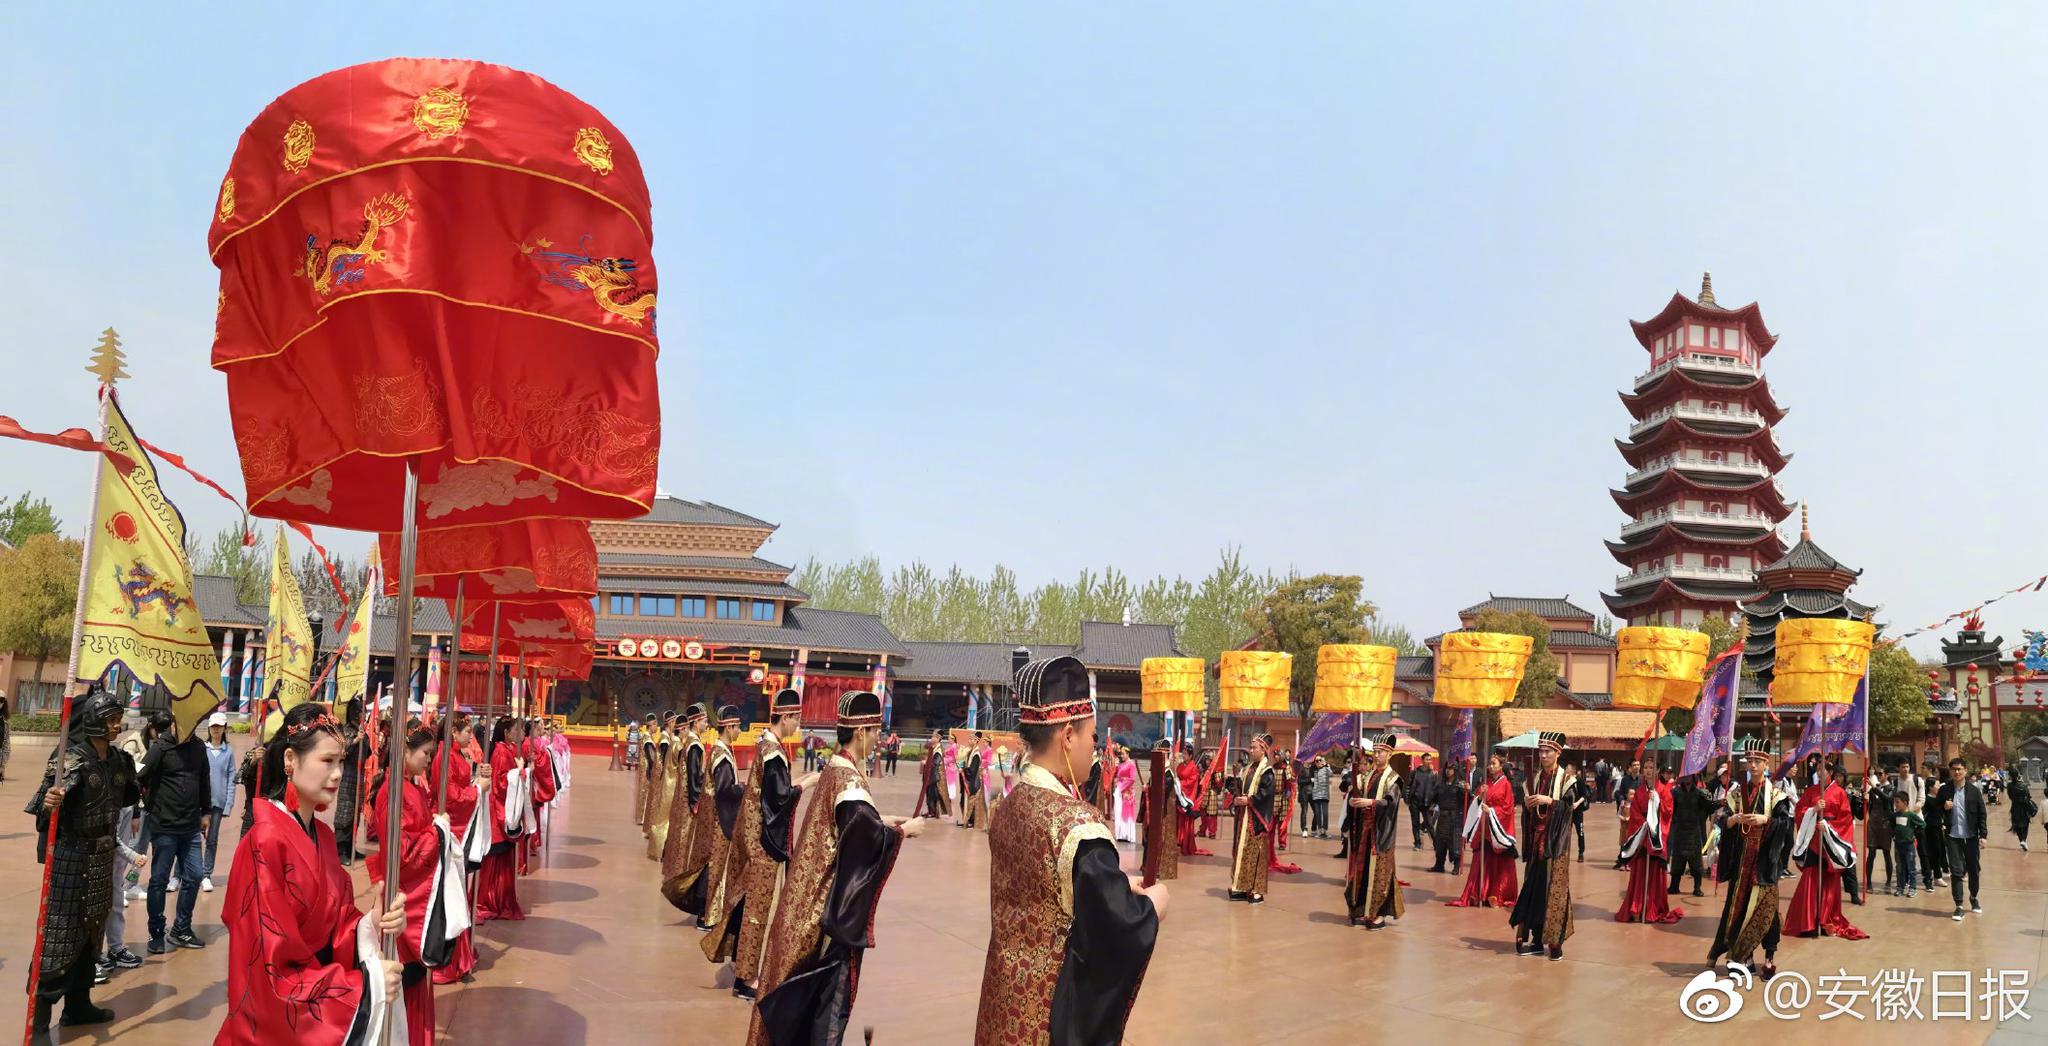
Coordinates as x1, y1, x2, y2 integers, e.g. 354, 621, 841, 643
1593, 613, 1615, 638
1242, 573, 1377, 725
197, 525, 265, 604
0, 493, 61, 548
2003, 710, 2048, 762
1867, 642, 1931, 741
0, 533, 82, 682
1364, 619, 1425, 656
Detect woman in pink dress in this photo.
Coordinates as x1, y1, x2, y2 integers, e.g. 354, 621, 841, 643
942, 736, 962, 825
1113, 747, 1140, 842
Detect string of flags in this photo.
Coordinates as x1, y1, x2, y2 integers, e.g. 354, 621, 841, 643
1883, 573, 2048, 646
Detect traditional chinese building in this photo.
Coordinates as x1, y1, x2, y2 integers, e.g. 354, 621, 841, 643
1604, 274, 1793, 629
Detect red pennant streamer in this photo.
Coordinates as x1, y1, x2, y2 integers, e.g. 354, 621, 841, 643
0, 414, 136, 473
285, 520, 350, 608
133, 435, 252, 541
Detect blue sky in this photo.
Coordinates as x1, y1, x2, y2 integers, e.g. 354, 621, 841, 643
2, 4, 2040, 658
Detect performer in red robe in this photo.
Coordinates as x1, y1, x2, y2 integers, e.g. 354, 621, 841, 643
1615, 763, 1682, 924
367, 726, 443, 1046
520, 722, 558, 875
1174, 751, 1212, 856
218, 704, 404, 1046
476, 718, 527, 922
428, 715, 482, 984
1447, 753, 1519, 908
1783, 754, 1867, 940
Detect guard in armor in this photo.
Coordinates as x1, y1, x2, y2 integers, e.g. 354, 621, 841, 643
25, 690, 137, 1044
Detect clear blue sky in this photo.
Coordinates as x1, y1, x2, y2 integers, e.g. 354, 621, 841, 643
2, 4, 2040, 658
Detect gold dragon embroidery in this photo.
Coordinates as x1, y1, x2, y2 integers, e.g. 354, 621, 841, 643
298, 193, 411, 295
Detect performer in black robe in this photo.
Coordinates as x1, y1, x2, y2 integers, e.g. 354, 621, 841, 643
1667, 773, 1713, 896
26, 690, 136, 1043
1429, 761, 1468, 875
917, 730, 945, 817
1509, 731, 1577, 960
1707, 737, 1793, 978
731, 690, 812, 1000
962, 739, 985, 829
750, 692, 919, 1046
975, 656, 1162, 1045
1228, 735, 1278, 902
1406, 756, 1438, 850
1344, 736, 1404, 927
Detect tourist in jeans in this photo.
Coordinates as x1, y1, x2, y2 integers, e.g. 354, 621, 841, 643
1938, 758, 1987, 920
1310, 758, 1331, 838
136, 711, 211, 953
95, 822, 148, 982
1890, 792, 1921, 898
201, 713, 236, 891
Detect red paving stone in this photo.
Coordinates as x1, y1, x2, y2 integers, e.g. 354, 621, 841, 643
2, 734, 2042, 1043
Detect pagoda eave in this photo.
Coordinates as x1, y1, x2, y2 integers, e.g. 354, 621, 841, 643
1602, 578, 1765, 615
1604, 525, 1787, 565
1621, 370, 1788, 423
1611, 472, 1793, 517
1629, 292, 1779, 356
1614, 421, 1791, 470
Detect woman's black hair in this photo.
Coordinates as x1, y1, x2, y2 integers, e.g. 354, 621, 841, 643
491, 715, 523, 749
370, 724, 439, 800
260, 703, 345, 800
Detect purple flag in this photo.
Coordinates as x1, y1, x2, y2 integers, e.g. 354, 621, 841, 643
1682, 645, 1744, 777
1779, 678, 1866, 772
1447, 710, 1474, 766
1295, 712, 1359, 764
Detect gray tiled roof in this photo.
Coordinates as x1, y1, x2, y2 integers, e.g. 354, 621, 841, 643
1459, 596, 1597, 621
601, 577, 809, 600
1071, 621, 1181, 669
1396, 655, 1434, 678
1759, 537, 1862, 577
192, 575, 264, 627
1547, 630, 1617, 649
596, 606, 908, 657
634, 498, 773, 529
597, 553, 791, 574
368, 601, 455, 655
1739, 590, 1875, 618
897, 643, 1019, 684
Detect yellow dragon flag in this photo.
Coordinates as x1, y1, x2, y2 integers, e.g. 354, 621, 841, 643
265, 527, 314, 710
334, 559, 376, 714
78, 392, 222, 741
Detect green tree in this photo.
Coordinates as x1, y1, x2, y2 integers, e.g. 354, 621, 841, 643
2003, 710, 2048, 762
0, 493, 61, 548
1242, 573, 1377, 725
1868, 642, 1931, 741
0, 533, 82, 683
1593, 613, 1615, 638
1364, 619, 1425, 656
198, 525, 265, 604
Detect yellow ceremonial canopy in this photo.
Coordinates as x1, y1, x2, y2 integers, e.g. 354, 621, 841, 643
1612, 626, 1711, 711
1771, 619, 1874, 705
1311, 644, 1397, 714
1433, 632, 1532, 709
1140, 657, 1206, 713
1218, 650, 1291, 712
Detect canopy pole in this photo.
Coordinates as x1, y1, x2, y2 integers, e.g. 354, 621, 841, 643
488, 603, 502, 719
380, 463, 420, 1019
436, 577, 464, 818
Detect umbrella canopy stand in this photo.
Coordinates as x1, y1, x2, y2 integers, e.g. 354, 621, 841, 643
435, 577, 465, 818
381, 464, 421, 996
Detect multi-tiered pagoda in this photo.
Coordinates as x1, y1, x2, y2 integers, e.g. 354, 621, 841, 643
1603, 274, 1793, 629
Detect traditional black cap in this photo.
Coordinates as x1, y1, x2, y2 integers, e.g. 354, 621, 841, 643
1734, 735, 1773, 756
1015, 656, 1093, 725
1537, 730, 1567, 753
1371, 733, 1396, 754
685, 703, 708, 725
837, 690, 883, 729
717, 704, 741, 728
75, 689, 122, 737
769, 688, 803, 717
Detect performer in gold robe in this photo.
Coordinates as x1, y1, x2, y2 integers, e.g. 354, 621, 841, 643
749, 692, 922, 1046
1509, 731, 1576, 960
645, 713, 678, 861
1228, 734, 1277, 903
659, 705, 708, 911
690, 706, 746, 939
725, 690, 815, 1000
1344, 734, 1405, 928
975, 656, 1164, 1045
1707, 737, 1793, 979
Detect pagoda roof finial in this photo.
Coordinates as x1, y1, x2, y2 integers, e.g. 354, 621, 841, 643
1800, 501, 1810, 541
1698, 271, 1717, 307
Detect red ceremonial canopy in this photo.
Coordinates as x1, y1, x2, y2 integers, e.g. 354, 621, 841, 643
461, 597, 595, 652
378, 518, 596, 603
210, 58, 661, 532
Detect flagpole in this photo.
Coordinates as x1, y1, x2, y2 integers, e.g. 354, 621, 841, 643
21, 380, 112, 1046
380, 464, 420, 1046
437, 577, 464, 818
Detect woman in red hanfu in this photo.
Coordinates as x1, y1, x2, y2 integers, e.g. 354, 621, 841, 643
1783, 755, 1867, 940
367, 725, 445, 1046
520, 720, 558, 875
428, 715, 483, 984
1447, 753, 1520, 908
217, 703, 405, 1046
1614, 764, 1682, 924
477, 718, 528, 921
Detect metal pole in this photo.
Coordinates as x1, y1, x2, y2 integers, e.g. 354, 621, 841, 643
436, 577, 463, 818
487, 603, 502, 719
21, 387, 111, 1046
380, 464, 419, 1006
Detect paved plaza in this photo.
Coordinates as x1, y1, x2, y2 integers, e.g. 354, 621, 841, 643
3, 736, 2044, 1044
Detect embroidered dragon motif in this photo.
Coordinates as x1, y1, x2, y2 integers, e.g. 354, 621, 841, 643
113, 560, 190, 625
518, 235, 657, 328
298, 193, 411, 295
